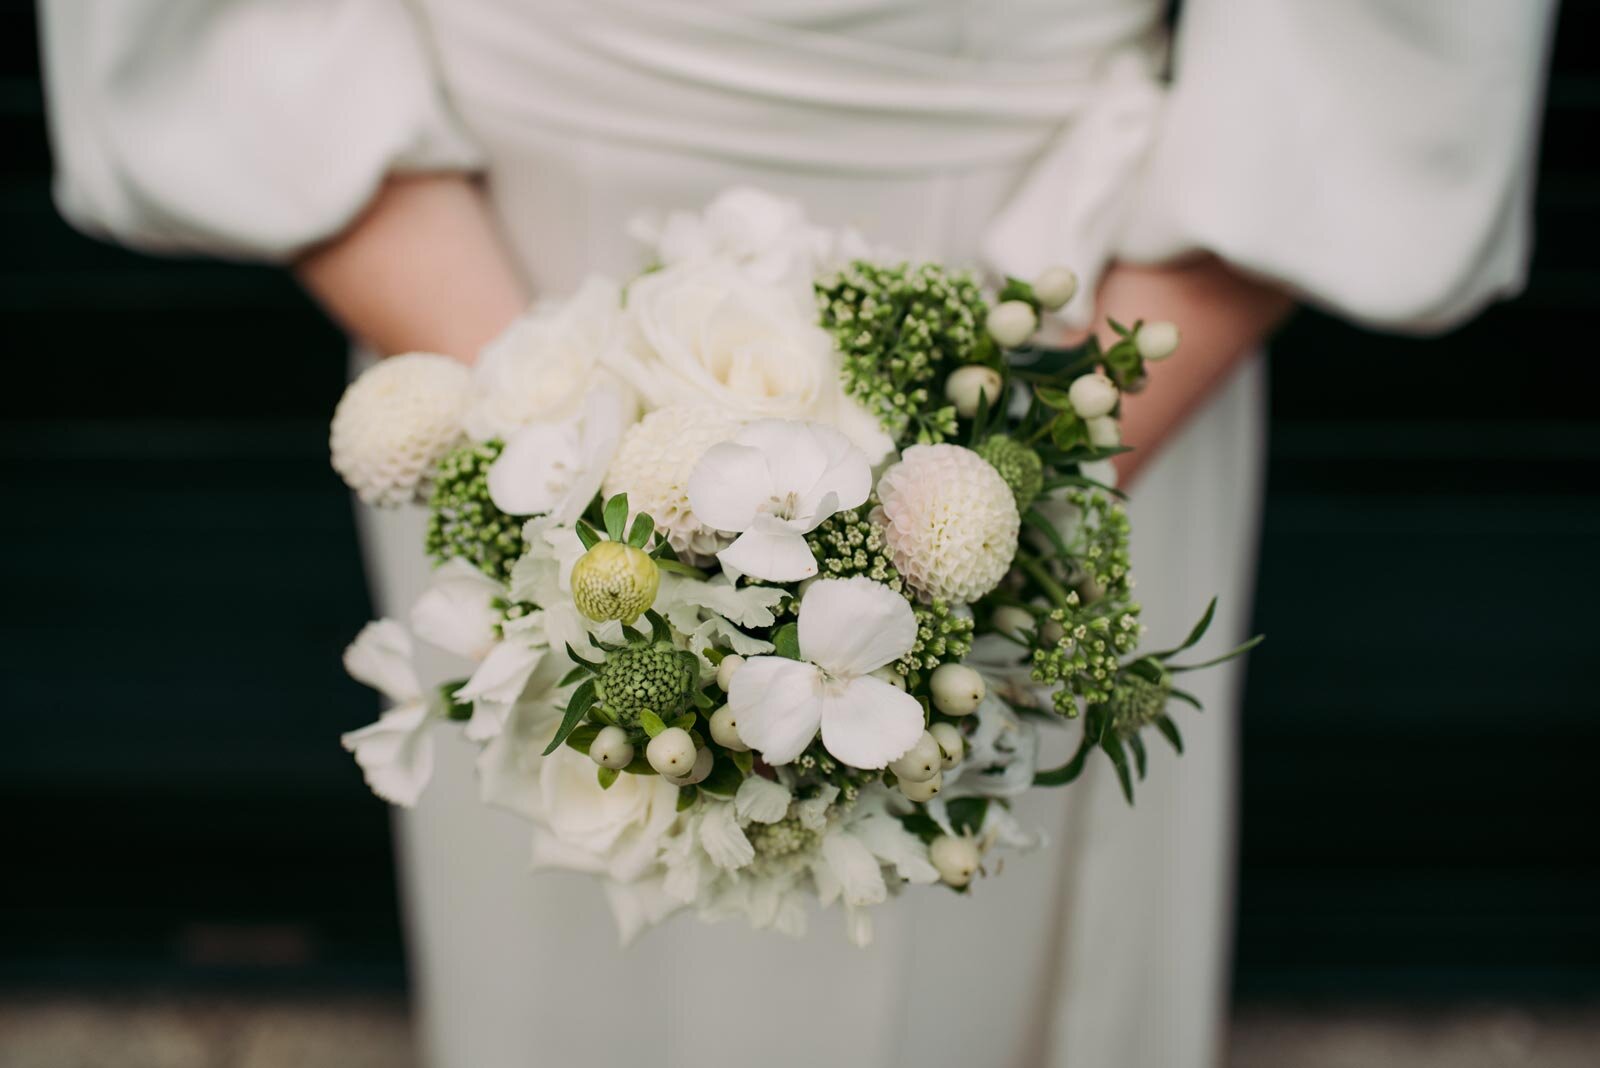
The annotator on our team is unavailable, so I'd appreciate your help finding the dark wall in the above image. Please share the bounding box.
[3,3,1595,996]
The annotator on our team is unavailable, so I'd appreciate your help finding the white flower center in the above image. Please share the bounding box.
[764,490,804,521]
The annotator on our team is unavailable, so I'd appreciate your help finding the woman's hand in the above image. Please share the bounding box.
[295,173,527,363]
[1094,256,1294,484]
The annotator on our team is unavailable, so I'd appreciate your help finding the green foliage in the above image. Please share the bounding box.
[424,440,525,582]
[898,599,975,675]
[976,435,1045,512]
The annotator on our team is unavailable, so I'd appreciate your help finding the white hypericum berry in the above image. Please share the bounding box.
[944,364,1004,419]
[589,725,635,770]
[1067,372,1118,420]
[708,705,748,751]
[986,300,1038,349]
[870,666,908,692]
[875,444,1020,604]
[991,605,1035,641]
[930,663,985,717]
[646,727,697,777]
[930,835,981,888]
[889,731,943,783]
[330,353,471,507]
[1032,266,1080,311]
[665,745,714,786]
[715,654,745,693]
[1085,415,1121,448]
[929,722,965,769]
[1135,320,1181,361]
[899,770,943,802]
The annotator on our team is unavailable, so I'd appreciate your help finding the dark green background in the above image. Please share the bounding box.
[2,4,1594,998]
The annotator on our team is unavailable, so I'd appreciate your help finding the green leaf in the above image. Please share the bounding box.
[596,766,619,790]
[575,520,602,551]
[1154,713,1184,754]
[676,785,699,810]
[627,511,655,549]
[542,679,596,755]
[669,712,697,732]
[623,754,659,776]
[603,493,630,542]
[945,797,989,836]
[898,810,943,844]
[772,622,802,660]
[691,687,715,710]
[564,723,603,756]
[1039,473,1127,500]
[1167,634,1265,673]
[639,710,668,738]
[1023,508,1073,561]
[1149,598,1218,660]
[967,383,992,446]
[1034,386,1075,411]
[732,750,754,776]
[646,609,672,644]
[1128,732,1148,780]
[697,756,744,799]
[558,665,593,688]
[438,680,472,721]
[564,643,598,671]
[655,558,709,580]
[1100,734,1135,804]
[1051,413,1087,450]
[1034,733,1094,787]
[1168,688,1203,711]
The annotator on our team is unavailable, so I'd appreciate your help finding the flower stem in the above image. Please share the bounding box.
[1014,552,1072,610]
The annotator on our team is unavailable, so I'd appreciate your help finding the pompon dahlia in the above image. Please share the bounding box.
[602,406,741,562]
[875,444,1020,604]
[331,353,472,507]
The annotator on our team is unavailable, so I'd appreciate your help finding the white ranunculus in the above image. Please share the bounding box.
[687,420,871,583]
[486,383,632,524]
[617,260,893,463]
[729,577,925,769]
[340,620,441,807]
[527,745,681,884]
[409,558,504,662]
[463,277,630,441]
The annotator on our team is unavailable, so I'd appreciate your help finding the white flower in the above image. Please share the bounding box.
[330,353,471,507]
[729,577,924,768]
[453,612,549,742]
[687,420,870,583]
[475,654,571,820]
[340,621,440,807]
[615,259,893,463]
[464,276,631,440]
[875,443,1021,603]
[601,405,742,562]
[940,692,1039,800]
[409,558,503,662]
[527,745,680,884]
[486,383,632,524]
[508,517,626,661]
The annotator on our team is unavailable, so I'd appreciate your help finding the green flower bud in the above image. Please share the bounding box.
[571,541,660,624]
[976,435,1044,513]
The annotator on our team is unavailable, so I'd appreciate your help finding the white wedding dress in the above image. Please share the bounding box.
[41,2,1553,1066]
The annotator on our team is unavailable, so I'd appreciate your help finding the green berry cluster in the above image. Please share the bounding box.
[976,435,1045,512]
[899,600,975,675]
[593,639,698,728]
[1106,671,1172,737]
[746,816,821,863]
[1063,489,1133,601]
[794,741,877,806]
[1030,589,1143,713]
[806,505,905,595]
[425,440,524,583]
[815,261,989,444]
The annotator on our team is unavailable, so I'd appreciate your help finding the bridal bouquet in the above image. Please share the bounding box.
[329,189,1256,944]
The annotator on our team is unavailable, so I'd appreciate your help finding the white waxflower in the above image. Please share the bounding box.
[602,405,742,562]
[409,558,504,662]
[729,577,925,769]
[340,620,441,807]
[487,384,632,524]
[688,419,871,583]
[330,353,471,507]
[875,444,1021,603]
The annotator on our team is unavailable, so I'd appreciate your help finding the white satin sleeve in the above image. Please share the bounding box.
[38,0,482,262]
[1116,0,1558,333]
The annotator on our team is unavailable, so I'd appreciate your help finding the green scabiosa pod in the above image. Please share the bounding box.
[593,641,698,728]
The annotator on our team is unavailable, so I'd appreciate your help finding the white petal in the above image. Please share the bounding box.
[487,418,584,516]
[699,802,755,871]
[685,441,772,532]
[727,656,824,766]
[844,906,875,948]
[409,559,504,662]
[342,620,421,703]
[734,776,792,825]
[797,577,918,678]
[602,876,683,947]
[715,519,818,584]
[819,676,927,770]
[340,701,436,807]
[475,683,564,820]
[456,638,544,710]
[820,829,887,907]
[554,385,630,525]
[795,783,839,832]
[851,814,940,884]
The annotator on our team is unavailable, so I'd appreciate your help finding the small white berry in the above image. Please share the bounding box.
[986,300,1038,349]
[1135,321,1180,361]
[715,654,745,693]
[930,663,986,717]
[665,745,714,786]
[646,727,697,777]
[1085,415,1121,448]
[944,364,1004,419]
[589,725,635,770]
[708,705,748,751]
[929,722,964,769]
[930,835,982,888]
[890,731,943,783]
[1067,372,1118,419]
[991,605,1035,641]
[870,666,908,692]
[899,770,944,803]
[1031,266,1079,311]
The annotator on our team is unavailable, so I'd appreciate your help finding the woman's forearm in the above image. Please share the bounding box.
[1095,257,1295,483]
[295,173,527,363]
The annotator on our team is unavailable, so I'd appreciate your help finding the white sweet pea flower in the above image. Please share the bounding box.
[486,384,632,524]
[340,620,441,807]
[729,577,924,768]
[409,558,504,662]
[687,420,870,583]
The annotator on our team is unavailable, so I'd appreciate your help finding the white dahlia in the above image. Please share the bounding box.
[602,406,741,562]
[875,444,1020,603]
[330,353,472,507]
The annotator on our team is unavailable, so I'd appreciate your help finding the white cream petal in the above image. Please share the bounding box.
[818,675,927,770]
[340,700,435,807]
[796,577,918,678]
[487,417,583,516]
[727,656,824,766]
[714,522,819,584]
[602,876,683,947]
[686,440,773,532]
[733,776,793,824]
[820,828,888,907]
[852,814,940,884]
[699,802,756,871]
[342,620,422,703]
[409,559,504,662]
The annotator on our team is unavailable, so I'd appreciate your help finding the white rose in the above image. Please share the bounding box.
[527,746,680,883]
[464,276,633,441]
[618,261,893,463]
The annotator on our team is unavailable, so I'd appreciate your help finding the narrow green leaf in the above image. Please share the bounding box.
[945,797,989,836]
[669,712,697,732]
[596,766,619,790]
[898,810,943,844]
[558,665,592,688]
[1154,713,1184,754]
[1128,732,1148,780]
[676,785,699,810]
[639,710,667,738]
[564,723,603,756]
[623,754,659,776]
[603,493,630,542]
[698,757,743,799]
[1168,688,1204,711]
[563,644,599,672]
[1167,634,1265,673]
[1100,735,1135,805]
[1149,598,1218,660]
[655,558,709,580]
[646,609,672,644]
[732,750,754,776]
[1022,508,1073,561]
[1034,733,1094,787]
[575,520,602,551]
[542,679,596,756]
[1034,386,1075,411]
[438,680,472,721]
[691,688,715,710]
[627,511,655,549]
[772,622,802,660]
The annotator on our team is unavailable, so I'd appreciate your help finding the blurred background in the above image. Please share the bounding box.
[2,2,1595,1065]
